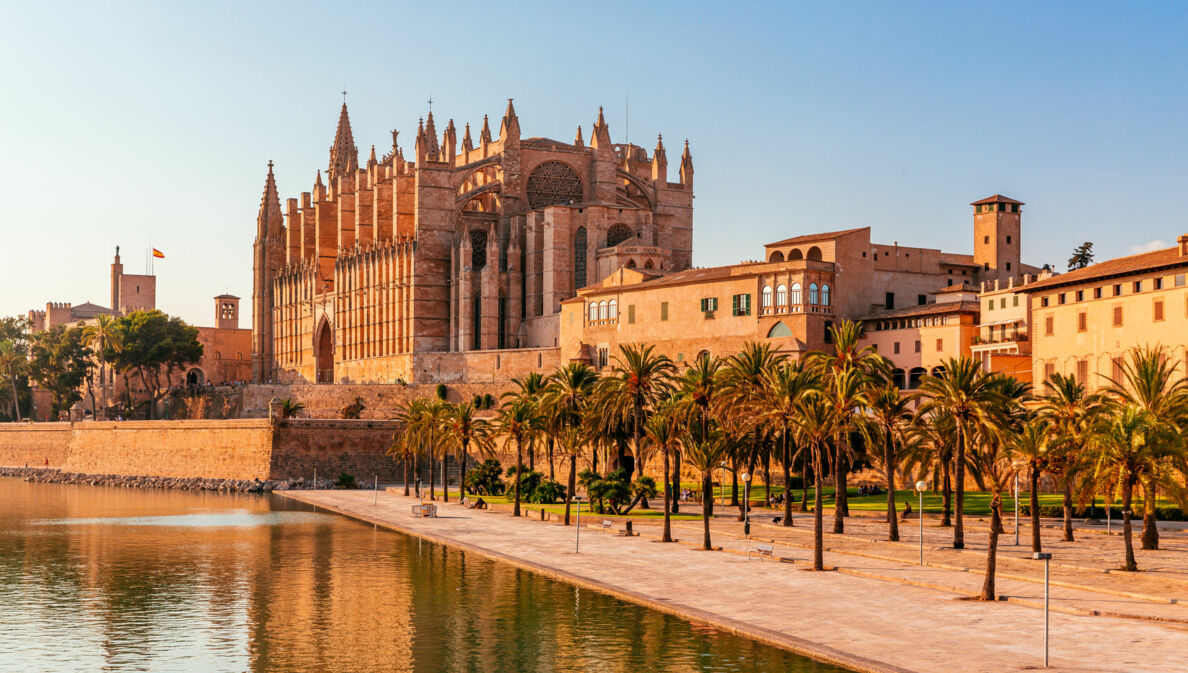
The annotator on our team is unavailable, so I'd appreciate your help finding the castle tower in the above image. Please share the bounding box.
[110,247,123,313]
[971,194,1022,282]
[252,161,284,382]
[215,295,240,329]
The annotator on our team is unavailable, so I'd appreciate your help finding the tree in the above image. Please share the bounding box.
[681,421,733,551]
[502,372,548,471]
[721,342,786,521]
[111,311,202,419]
[442,402,493,501]
[81,313,122,419]
[541,363,598,525]
[29,325,90,419]
[0,340,29,421]
[918,357,1002,549]
[673,353,722,514]
[396,398,449,501]
[1010,419,1053,554]
[754,361,820,527]
[280,398,304,419]
[792,392,839,571]
[497,399,542,517]
[595,344,675,482]
[1037,372,1105,542]
[1103,345,1188,550]
[1067,241,1095,271]
[644,402,683,542]
[864,383,916,541]
[904,411,958,526]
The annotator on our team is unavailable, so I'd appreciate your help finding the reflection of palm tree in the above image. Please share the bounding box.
[0,340,28,422]
[81,314,122,419]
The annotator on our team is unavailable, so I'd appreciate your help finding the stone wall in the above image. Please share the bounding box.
[0,418,405,483]
[0,423,71,468]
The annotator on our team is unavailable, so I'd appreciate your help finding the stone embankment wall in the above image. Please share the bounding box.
[0,419,405,482]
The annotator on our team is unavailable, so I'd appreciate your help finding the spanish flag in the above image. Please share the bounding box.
[152,248,165,259]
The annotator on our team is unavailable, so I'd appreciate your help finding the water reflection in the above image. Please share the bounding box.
[0,478,848,673]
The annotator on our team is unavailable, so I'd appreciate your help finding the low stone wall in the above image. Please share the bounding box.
[0,423,71,468]
[0,419,406,483]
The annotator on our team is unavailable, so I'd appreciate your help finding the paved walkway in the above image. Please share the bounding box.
[279,489,1188,673]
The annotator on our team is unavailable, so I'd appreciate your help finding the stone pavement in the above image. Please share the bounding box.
[279,489,1188,673]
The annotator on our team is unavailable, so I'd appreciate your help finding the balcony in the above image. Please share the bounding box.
[973,332,1029,346]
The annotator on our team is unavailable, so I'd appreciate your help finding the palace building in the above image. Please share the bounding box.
[253,100,694,384]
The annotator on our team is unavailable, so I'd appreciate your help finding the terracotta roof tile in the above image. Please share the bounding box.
[970,194,1024,206]
[765,227,868,248]
[1019,245,1188,293]
[861,300,980,321]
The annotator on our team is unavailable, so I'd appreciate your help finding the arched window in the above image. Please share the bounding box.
[588,302,598,322]
[789,249,804,260]
[606,223,634,247]
[608,299,618,320]
[807,246,823,261]
[821,284,831,307]
[598,301,608,321]
[643,260,654,269]
[767,321,793,338]
[762,285,773,308]
[769,251,785,263]
[574,226,588,289]
[789,282,801,305]
[626,259,637,269]
[469,229,488,269]
[908,367,927,389]
[891,369,906,389]
[776,284,787,306]
[809,283,819,304]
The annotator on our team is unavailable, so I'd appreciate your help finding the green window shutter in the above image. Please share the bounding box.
[700,298,706,312]
[628,304,635,324]
[732,294,739,316]
[661,302,668,321]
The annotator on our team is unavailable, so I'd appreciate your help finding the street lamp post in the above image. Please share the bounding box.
[575,496,582,554]
[741,471,751,539]
[1034,552,1052,667]
[1015,471,1020,546]
[915,480,927,565]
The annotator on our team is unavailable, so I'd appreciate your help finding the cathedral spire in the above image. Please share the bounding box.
[367,145,377,169]
[424,111,440,158]
[574,125,584,147]
[651,134,668,182]
[328,102,358,180]
[499,98,520,141]
[257,160,283,239]
[480,114,492,144]
[462,122,474,151]
[591,106,611,149]
[679,139,694,188]
[444,118,457,162]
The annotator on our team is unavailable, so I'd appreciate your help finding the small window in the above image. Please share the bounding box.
[699,297,718,312]
[809,283,819,304]
[1133,281,1142,293]
[1113,284,1123,296]
[1077,312,1087,332]
[761,285,773,308]
[660,301,668,321]
[1176,274,1186,287]
[1075,290,1084,302]
[599,301,608,321]
[1012,295,1019,307]
[1155,278,1164,290]
[1045,315,1054,336]
[984,262,990,270]
[608,300,617,320]
[983,236,990,244]
[935,338,943,351]
[588,303,598,322]
[1006,235,1012,244]
[1058,293,1067,305]
[1113,305,1123,327]
[1076,359,1088,384]
[885,292,894,310]
[1154,299,1165,322]
[1006,262,1012,271]
[914,340,921,353]
[987,300,994,311]
[1112,357,1124,380]
[731,293,752,317]
[999,297,1006,309]
[628,304,636,324]
[1044,362,1055,381]
[821,284,831,307]
[918,294,926,305]
[893,342,900,355]
[1094,287,1103,299]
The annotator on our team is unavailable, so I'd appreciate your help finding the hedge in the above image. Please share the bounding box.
[1019,504,1185,521]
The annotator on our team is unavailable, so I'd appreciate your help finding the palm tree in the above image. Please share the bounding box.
[1010,418,1053,554]
[503,372,548,471]
[1103,345,1188,550]
[390,399,426,496]
[497,399,542,517]
[0,340,28,422]
[792,392,839,571]
[542,363,599,525]
[1037,372,1105,542]
[754,361,820,527]
[681,421,733,551]
[81,314,122,420]
[904,410,958,526]
[721,342,786,517]
[644,402,683,542]
[442,402,493,501]
[673,353,722,514]
[408,399,450,501]
[1088,405,1161,571]
[596,344,675,481]
[807,320,888,526]
[918,356,1002,549]
[864,383,916,541]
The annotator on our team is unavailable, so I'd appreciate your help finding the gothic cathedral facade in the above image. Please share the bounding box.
[252,100,694,384]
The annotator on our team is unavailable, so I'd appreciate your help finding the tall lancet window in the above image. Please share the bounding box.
[470,229,488,269]
[574,227,588,289]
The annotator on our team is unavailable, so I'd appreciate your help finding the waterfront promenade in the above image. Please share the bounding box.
[280,489,1188,673]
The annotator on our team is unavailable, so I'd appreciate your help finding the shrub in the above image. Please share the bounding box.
[483,393,495,409]
[506,466,543,498]
[335,472,357,489]
[530,479,567,504]
[472,394,483,408]
[465,459,505,495]
[435,383,448,400]
[341,397,365,419]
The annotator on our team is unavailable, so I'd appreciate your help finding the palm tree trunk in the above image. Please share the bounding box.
[428,448,436,501]
[763,452,771,506]
[661,446,673,542]
[441,454,449,503]
[832,436,845,534]
[799,448,809,515]
[513,437,523,518]
[528,442,535,472]
[812,445,825,571]
[403,458,410,496]
[953,423,966,549]
[781,431,793,527]
[10,372,22,422]
[564,453,577,525]
[1061,477,1074,542]
[459,441,468,499]
[980,491,1002,600]
[941,459,952,526]
[547,436,555,480]
[630,399,642,482]
[1141,479,1159,550]
[1121,478,1137,571]
[701,473,713,550]
[836,439,850,517]
[884,430,899,541]
[99,359,107,420]
[1030,466,1042,553]
[671,448,681,514]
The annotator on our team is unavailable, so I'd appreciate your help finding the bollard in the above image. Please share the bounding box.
[625,520,633,536]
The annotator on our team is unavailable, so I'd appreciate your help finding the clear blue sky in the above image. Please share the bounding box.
[3,1,1187,326]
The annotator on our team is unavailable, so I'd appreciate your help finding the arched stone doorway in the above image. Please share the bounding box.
[185,368,204,387]
[315,320,334,384]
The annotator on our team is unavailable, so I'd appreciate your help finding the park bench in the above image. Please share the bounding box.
[747,543,775,560]
[411,503,437,518]
[600,519,615,532]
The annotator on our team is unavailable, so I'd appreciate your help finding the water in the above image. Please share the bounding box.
[0,478,850,673]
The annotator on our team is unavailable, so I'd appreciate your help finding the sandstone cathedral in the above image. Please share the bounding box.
[252,100,694,384]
